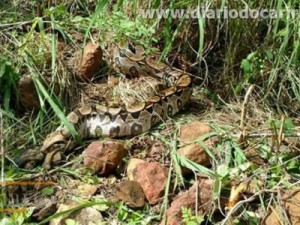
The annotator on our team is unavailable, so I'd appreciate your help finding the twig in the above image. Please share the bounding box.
[277,189,292,225]
[221,189,277,225]
[239,85,254,142]
[231,132,300,139]
[221,194,257,225]
[277,115,285,153]
[0,106,4,189]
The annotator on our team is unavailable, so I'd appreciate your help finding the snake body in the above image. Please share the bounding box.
[16,44,193,168]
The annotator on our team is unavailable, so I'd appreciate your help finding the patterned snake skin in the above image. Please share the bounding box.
[16,43,193,169]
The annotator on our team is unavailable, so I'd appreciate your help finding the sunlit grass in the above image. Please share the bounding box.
[0,0,300,224]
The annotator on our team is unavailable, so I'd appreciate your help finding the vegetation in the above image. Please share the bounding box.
[1,0,300,224]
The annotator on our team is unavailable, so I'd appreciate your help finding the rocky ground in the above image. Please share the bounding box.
[5,42,300,225]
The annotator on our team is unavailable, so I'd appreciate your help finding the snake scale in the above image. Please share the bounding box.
[16,43,193,169]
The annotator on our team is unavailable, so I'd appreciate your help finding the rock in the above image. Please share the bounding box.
[18,75,40,111]
[71,207,104,225]
[50,201,103,225]
[83,141,127,176]
[50,201,80,225]
[178,121,217,174]
[130,161,168,204]
[127,158,145,180]
[18,75,60,111]
[162,178,214,225]
[114,180,145,208]
[177,143,211,174]
[74,184,98,197]
[179,121,214,145]
[76,43,103,80]
[262,191,300,225]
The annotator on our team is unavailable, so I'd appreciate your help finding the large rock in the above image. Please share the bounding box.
[76,43,103,80]
[128,160,168,204]
[83,141,127,176]
[162,178,214,225]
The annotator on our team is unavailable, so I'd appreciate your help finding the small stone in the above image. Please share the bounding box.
[74,184,98,197]
[179,121,214,145]
[50,202,103,225]
[18,75,60,112]
[72,207,104,225]
[83,141,127,176]
[76,43,103,80]
[18,75,40,111]
[115,180,145,208]
[177,143,211,175]
[178,121,217,174]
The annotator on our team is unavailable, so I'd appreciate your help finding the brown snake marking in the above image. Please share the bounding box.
[16,44,193,169]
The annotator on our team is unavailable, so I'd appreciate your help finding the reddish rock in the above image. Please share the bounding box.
[18,75,40,111]
[178,121,217,174]
[83,141,127,176]
[179,121,215,145]
[115,180,145,209]
[76,43,103,80]
[178,143,211,174]
[18,75,60,111]
[131,161,168,204]
[162,178,214,225]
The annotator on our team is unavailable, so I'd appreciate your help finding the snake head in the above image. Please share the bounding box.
[15,129,71,169]
[41,128,70,153]
[15,146,45,169]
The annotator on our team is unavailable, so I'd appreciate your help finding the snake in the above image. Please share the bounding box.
[15,43,193,169]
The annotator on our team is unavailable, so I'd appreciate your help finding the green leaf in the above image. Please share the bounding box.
[265,50,273,60]
[65,219,78,225]
[217,165,229,177]
[41,187,55,196]
[0,61,5,78]
[177,153,217,178]
[72,16,84,22]
[241,59,252,73]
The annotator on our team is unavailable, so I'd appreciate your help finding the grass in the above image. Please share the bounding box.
[1,0,300,224]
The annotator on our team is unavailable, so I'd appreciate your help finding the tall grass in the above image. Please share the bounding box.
[0,0,298,168]
[0,0,299,145]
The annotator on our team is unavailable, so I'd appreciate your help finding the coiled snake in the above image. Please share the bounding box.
[16,43,193,169]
